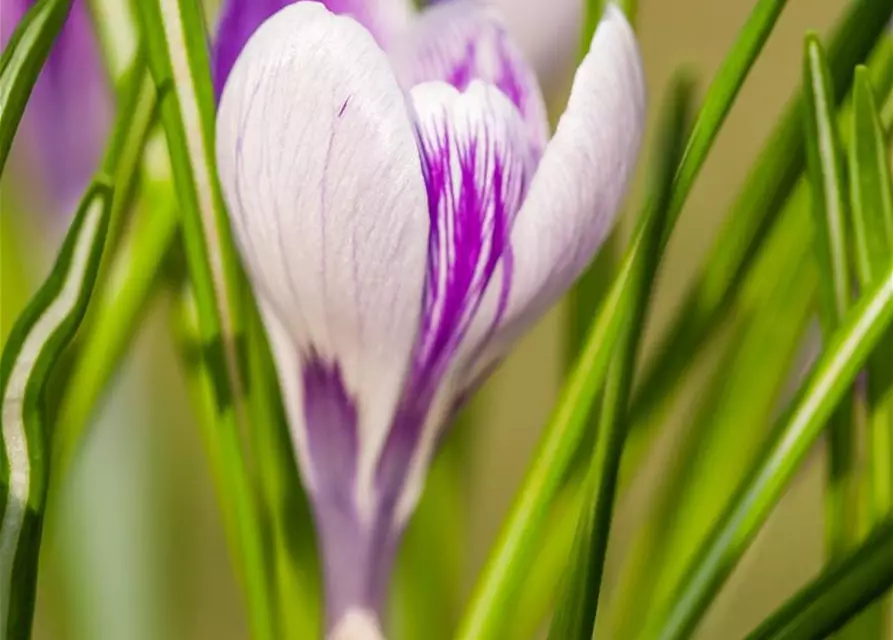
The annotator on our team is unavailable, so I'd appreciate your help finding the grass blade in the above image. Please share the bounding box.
[802,35,859,560]
[547,76,692,640]
[0,0,71,175]
[746,518,893,640]
[850,66,893,523]
[135,0,278,636]
[456,80,691,640]
[611,192,816,638]
[628,0,893,435]
[0,179,113,639]
[644,258,893,640]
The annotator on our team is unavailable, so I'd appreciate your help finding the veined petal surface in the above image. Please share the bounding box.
[215,1,429,520]
[389,0,550,154]
[211,0,414,98]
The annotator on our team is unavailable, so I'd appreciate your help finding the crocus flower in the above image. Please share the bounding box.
[1,0,110,218]
[216,2,644,637]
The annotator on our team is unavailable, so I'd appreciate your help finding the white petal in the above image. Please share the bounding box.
[388,0,550,154]
[216,2,430,515]
[477,4,645,367]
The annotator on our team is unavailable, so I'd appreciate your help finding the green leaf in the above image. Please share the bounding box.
[643,259,893,640]
[627,0,893,438]
[746,518,893,640]
[135,0,276,637]
[547,76,693,640]
[803,34,859,560]
[850,66,893,524]
[51,140,178,484]
[611,190,817,638]
[456,75,692,640]
[0,0,71,175]
[0,179,113,640]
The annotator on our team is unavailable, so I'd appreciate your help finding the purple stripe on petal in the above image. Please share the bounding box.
[2,0,110,217]
[300,354,397,628]
[389,0,549,155]
[375,81,533,507]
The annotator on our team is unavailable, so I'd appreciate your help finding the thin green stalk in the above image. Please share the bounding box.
[644,260,893,640]
[136,0,275,636]
[612,197,816,639]
[847,64,893,637]
[746,519,893,640]
[547,77,692,640]
[850,66,893,526]
[627,0,893,435]
[802,35,859,560]
[0,0,71,174]
[0,181,113,640]
[52,154,179,483]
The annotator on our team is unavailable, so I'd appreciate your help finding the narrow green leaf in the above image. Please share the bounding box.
[628,0,893,434]
[644,260,893,640]
[803,34,859,560]
[850,66,893,523]
[456,81,691,640]
[51,141,179,484]
[0,179,113,640]
[0,0,71,175]
[611,196,816,638]
[746,518,893,640]
[135,0,276,636]
[548,77,692,640]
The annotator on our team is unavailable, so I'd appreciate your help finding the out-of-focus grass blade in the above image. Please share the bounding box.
[52,136,178,483]
[850,66,893,523]
[628,0,893,435]
[455,78,691,640]
[848,65,893,637]
[803,35,859,560]
[547,77,692,640]
[643,259,893,640]
[746,518,893,640]
[136,0,276,637]
[0,180,113,640]
[611,191,816,638]
[0,0,71,174]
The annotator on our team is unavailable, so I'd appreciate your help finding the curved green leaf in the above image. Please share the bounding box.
[0,179,113,640]
[644,260,893,640]
[746,519,893,640]
[0,0,71,175]
[548,76,693,640]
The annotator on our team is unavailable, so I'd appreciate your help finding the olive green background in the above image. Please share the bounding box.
[9,0,882,638]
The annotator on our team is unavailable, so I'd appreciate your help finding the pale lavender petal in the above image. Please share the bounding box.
[211,0,414,98]
[215,3,428,627]
[376,80,535,526]
[389,0,549,155]
[466,4,645,382]
[488,0,583,100]
[2,0,110,215]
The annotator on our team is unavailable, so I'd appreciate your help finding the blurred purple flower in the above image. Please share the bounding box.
[216,2,644,636]
[1,0,111,216]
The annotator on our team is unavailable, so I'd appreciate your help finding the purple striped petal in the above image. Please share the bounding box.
[216,3,429,629]
[389,0,549,155]
[377,80,535,526]
[1,0,110,216]
[211,0,414,99]
[469,5,646,382]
